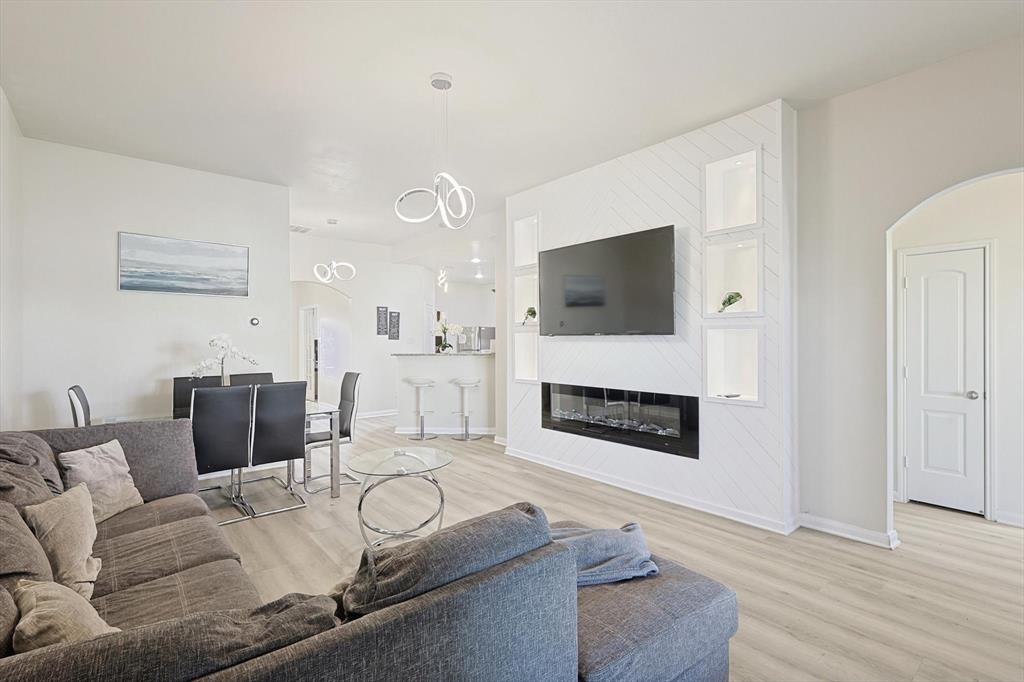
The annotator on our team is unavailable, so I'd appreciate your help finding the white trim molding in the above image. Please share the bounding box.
[994,511,1024,528]
[358,409,399,419]
[493,436,507,446]
[799,513,902,550]
[395,426,496,436]
[507,446,799,535]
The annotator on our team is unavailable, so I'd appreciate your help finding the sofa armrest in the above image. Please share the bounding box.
[31,420,198,501]
[204,542,580,682]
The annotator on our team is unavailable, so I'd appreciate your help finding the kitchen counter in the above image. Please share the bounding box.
[391,351,495,357]
[393,352,495,436]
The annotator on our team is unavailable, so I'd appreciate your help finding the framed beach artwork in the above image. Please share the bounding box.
[118,232,249,297]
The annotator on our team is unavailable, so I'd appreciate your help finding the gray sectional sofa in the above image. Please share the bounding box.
[0,419,738,681]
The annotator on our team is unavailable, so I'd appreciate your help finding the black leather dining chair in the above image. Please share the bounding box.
[301,372,361,494]
[67,385,91,427]
[230,372,274,386]
[191,385,254,524]
[172,375,221,419]
[245,381,308,517]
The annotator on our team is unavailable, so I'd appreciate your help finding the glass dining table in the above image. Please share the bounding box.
[305,400,345,498]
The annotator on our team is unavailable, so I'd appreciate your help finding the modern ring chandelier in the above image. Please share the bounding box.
[313,261,357,284]
[394,72,475,231]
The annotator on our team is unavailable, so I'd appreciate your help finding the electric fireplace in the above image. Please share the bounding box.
[542,382,698,458]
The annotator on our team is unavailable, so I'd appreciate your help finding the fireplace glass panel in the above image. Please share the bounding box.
[542,383,698,459]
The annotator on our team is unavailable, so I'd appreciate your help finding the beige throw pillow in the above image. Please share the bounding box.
[57,439,144,523]
[11,580,119,653]
[21,484,102,599]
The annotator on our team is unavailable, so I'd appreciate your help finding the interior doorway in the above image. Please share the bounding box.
[291,281,353,406]
[886,169,1023,539]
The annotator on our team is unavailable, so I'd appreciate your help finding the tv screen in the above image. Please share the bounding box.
[539,225,675,336]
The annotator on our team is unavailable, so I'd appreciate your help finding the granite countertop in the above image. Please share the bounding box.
[392,352,496,357]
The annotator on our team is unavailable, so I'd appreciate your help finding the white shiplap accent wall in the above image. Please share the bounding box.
[505,101,798,533]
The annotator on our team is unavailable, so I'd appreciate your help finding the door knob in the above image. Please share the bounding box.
[966,390,979,400]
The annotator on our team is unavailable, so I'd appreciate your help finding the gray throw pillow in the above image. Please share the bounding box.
[0,461,52,509]
[21,484,102,599]
[0,433,62,496]
[57,439,144,523]
[337,501,551,618]
[0,587,16,657]
[11,580,119,653]
[0,501,54,594]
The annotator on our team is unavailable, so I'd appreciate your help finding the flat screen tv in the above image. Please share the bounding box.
[538,225,675,336]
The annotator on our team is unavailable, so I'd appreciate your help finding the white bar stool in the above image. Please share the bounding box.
[451,377,483,441]
[405,377,437,441]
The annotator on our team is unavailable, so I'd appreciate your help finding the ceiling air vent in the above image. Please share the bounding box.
[289,224,313,234]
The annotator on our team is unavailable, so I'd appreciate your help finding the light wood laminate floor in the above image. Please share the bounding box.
[206,416,1024,682]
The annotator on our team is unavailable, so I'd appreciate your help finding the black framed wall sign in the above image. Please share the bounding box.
[377,306,389,335]
[388,311,400,340]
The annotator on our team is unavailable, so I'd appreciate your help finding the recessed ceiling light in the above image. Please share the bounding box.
[734,160,743,166]
[737,243,744,248]
[474,268,484,279]
[470,257,481,264]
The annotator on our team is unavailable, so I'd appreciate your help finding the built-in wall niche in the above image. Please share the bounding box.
[513,332,539,382]
[513,215,539,268]
[704,326,762,406]
[704,149,760,234]
[704,237,762,317]
[514,272,539,326]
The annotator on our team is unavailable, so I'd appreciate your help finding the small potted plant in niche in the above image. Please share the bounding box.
[192,333,258,385]
[522,306,537,326]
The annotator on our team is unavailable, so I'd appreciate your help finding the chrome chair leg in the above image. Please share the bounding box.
[298,445,359,494]
[199,468,255,525]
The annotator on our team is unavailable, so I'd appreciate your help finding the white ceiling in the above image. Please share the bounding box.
[2,1,1021,246]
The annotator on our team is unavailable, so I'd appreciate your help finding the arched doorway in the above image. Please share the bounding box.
[885,169,1023,539]
[291,280,353,404]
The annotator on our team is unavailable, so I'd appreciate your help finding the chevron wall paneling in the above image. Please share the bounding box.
[504,101,798,533]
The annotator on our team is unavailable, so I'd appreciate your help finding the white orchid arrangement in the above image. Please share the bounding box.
[434,318,463,352]
[192,333,257,378]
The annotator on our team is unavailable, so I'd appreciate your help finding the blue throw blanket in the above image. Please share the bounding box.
[552,523,659,586]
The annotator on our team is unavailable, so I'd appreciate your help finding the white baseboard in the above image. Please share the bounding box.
[493,436,507,446]
[505,446,795,535]
[995,510,1024,527]
[395,426,496,436]
[798,513,901,549]
[357,409,398,419]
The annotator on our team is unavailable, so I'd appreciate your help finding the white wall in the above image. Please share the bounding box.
[15,139,292,428]
[891,172,1023,526]
[798,37,1024,535]
[505,101,799,534]
[436,281,496,330]
[0,88,24,430]
[289,233,434,416]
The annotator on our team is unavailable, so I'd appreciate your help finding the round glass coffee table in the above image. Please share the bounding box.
[347,447,454,548]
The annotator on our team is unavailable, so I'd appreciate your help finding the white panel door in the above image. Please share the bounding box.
[905,248,985,514]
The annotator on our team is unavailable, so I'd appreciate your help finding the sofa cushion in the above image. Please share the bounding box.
[96,493,209,541]
[0,593,338,682]
[0,433,62,495]
[91,515,239,598]
[574,553,738,682]
[0,587,16,657]
[0,502,53,594]
[11,580,119,654]
[338,501,551,618]
[21,484,102,599]
[32,420,198,502]
[0,461,52,509]
[91,559,261,629]
[57,439,144,523]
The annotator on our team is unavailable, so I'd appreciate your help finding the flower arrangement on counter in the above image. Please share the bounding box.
[434,318,463,353]
[192,333,258,384]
